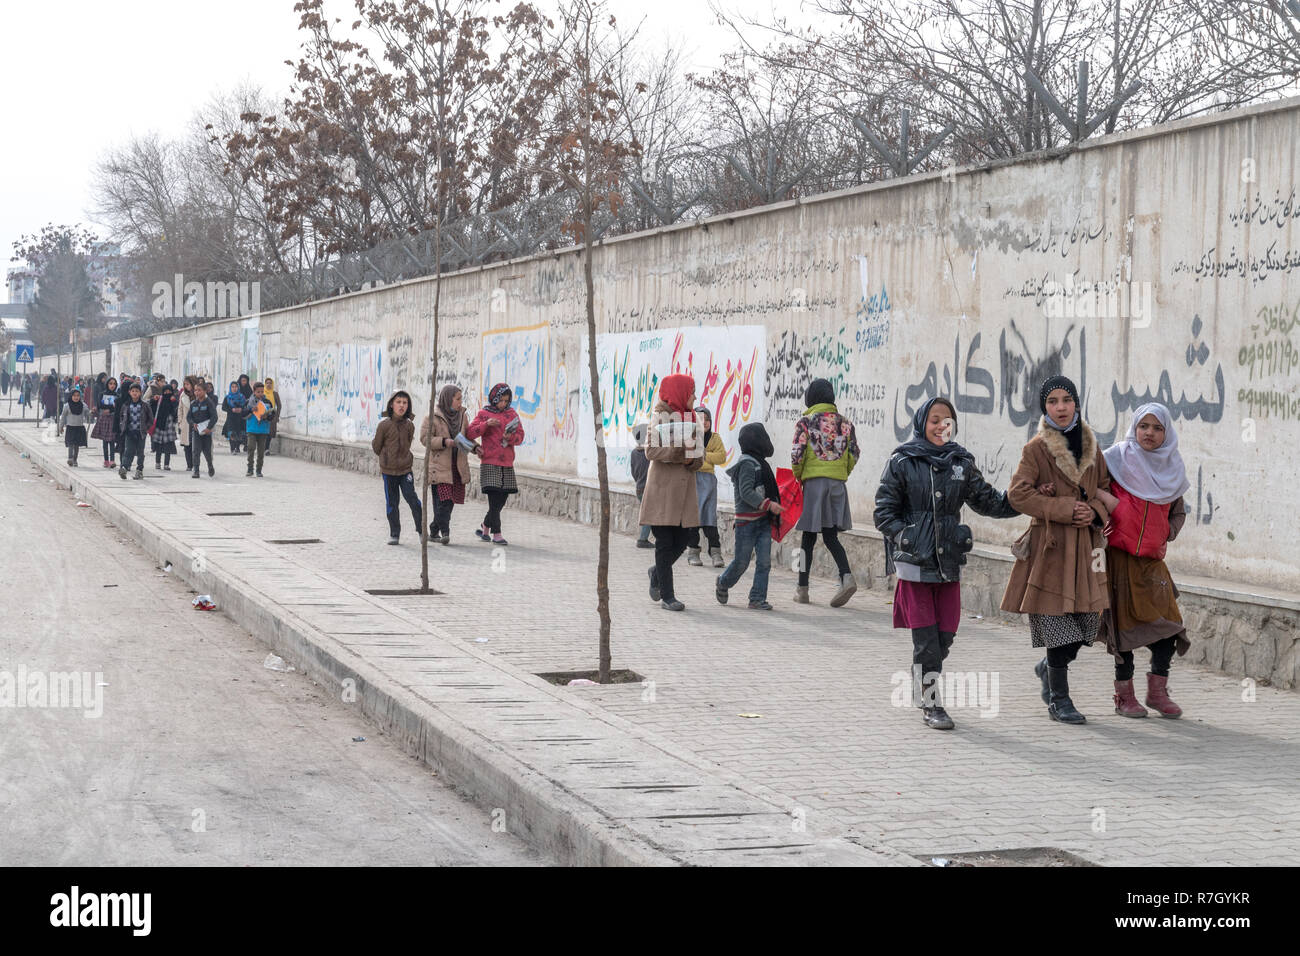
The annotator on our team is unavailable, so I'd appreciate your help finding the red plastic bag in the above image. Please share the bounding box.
[772,468,803,542]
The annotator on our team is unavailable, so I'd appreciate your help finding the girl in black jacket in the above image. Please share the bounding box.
[873,396,1018,730]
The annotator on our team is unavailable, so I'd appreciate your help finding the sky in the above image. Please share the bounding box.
[0,0,829,296]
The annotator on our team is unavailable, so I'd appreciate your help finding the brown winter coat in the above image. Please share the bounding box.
[1000,419,1113,616]
[636,400,704,527]
[420,410,473,486]
[371,417,416,476]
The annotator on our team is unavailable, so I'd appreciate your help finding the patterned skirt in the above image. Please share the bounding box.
[91,410,115,441]
[436,466,466,504]
[1029,612,1101,649]
[152,420,179,453]
[479,463,518,495]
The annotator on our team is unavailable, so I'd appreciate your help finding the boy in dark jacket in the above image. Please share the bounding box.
[117,382,155,480]
[873,396,1018,729]
[715,423,784,610]
[630,423,653,548]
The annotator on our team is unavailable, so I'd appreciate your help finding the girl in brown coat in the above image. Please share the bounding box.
[638,373,704,611]
[372,390,422,545]
[420,384,482,544]
[1000,375,1113,725]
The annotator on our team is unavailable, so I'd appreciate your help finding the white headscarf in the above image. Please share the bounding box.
[1102,403,1190,505]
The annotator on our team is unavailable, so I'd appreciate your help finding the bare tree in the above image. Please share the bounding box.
[1193,1,1300,84]
[92,85,295,319]
[610,43,709,228]
[689,46,856,210]
[715,0,1297,169]
[232,0,551,591]
[537,0,645,683]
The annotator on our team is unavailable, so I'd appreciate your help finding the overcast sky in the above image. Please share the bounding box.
[1,0,826,292]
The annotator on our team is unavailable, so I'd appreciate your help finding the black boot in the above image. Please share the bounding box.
[1034,657,1050,705]
[920,677,955,730]
[1047,665,1086,724]
[910,625,941,708]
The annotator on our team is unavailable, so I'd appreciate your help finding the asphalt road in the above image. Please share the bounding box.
[0,438,546,866]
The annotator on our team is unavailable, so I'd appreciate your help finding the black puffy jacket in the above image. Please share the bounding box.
[873,448,1017,583]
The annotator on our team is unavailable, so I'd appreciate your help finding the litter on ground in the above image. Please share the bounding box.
[263,653,294,673]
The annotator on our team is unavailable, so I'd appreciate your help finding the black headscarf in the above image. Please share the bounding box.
[154,386,177,427]
[893,396,969,466]
[1039,375,1083,462]
[804,378,835,409]
[737,423,780,503]
[68,390,84,415]
[239,375,253,398]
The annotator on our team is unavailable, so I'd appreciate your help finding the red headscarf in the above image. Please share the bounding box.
[658,374,696,421]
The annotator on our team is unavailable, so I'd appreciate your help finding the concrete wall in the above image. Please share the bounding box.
[113,95,1300,593]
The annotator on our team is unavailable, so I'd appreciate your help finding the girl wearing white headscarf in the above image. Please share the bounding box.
[1099,403,1191,719]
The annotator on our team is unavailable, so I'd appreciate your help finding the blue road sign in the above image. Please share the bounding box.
[15,343,35,363]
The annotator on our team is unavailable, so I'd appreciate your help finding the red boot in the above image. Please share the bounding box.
[1113,679,1148,718]
[1145,673,1182,718]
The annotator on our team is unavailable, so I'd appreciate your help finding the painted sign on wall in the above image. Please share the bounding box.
[481,322,548,464]
[578,324,766,500]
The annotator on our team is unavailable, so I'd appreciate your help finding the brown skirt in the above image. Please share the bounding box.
[1099,547,1190,659]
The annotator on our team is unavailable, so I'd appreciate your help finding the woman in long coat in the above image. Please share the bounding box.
[638,373,704,612]
[40,374,59,420]
[1001,375,1113,725]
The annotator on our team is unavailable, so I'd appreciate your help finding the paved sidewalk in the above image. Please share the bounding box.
[8,429,1299,865]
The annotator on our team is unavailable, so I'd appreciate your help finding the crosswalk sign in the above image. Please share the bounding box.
[15,343,35,363]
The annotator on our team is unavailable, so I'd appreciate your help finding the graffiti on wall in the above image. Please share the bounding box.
[578,325,767,499]
[336,343,385,428]
[551,359,575,443]
[767,326,886,429]
[481,322,548,463]
[893,317,1226,448]
[297,342,387,439]
[1237,298,1300,422]
[278,356,305,429]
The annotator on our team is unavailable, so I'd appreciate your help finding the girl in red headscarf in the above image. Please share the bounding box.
[637,374,704,611]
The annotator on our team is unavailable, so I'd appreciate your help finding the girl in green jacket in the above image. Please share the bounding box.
[791,378,859,607]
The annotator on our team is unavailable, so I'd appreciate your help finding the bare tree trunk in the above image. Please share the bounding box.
[586,201,612,682]
[420,217,443,594]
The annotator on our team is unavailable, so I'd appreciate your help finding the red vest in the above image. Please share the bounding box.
[1106,482,1171,559]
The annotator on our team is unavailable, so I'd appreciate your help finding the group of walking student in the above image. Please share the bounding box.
[76,371,280,480]
[634,371,1193,733]
[370,382,523,546]
[51,363,1192,736]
